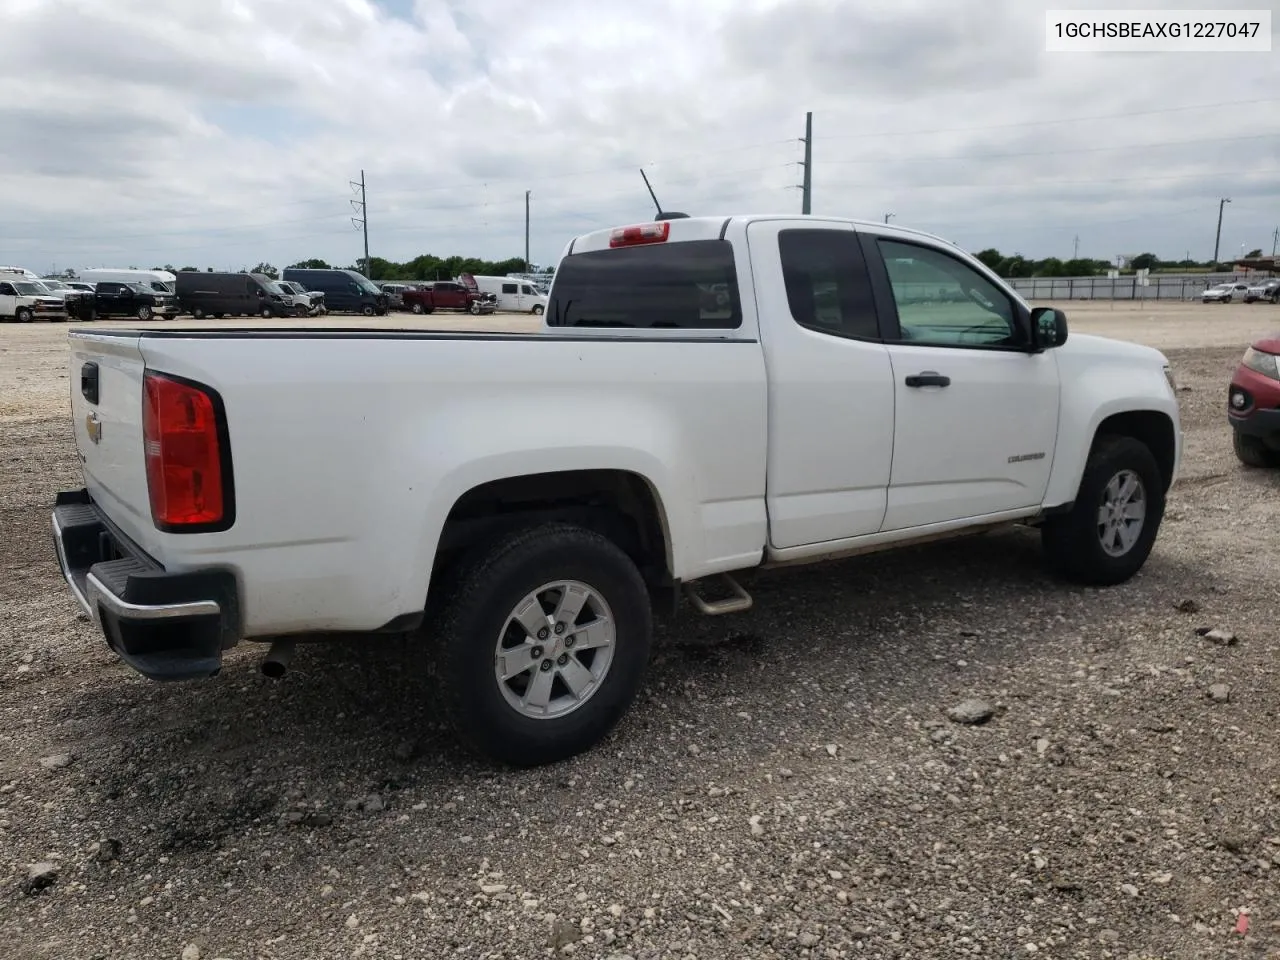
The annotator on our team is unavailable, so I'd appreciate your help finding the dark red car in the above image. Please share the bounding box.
[1228,333,1280,466]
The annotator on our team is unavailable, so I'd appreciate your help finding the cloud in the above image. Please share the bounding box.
[0,0,1275,272]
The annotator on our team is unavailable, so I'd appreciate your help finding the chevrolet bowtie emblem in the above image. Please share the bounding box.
[85,412,102,444]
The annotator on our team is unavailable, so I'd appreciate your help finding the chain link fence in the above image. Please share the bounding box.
[1008,273,1255,301]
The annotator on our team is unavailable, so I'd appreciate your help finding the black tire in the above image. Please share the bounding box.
[469,300,482,315]
[410,302,424,315]
[1041,434,1165,586]
[260,306,273,319]
[16,307,32,323]
[192,307,205,320]
[433,522,653,767]
[136,305,153,321]
[361,305,375,317]
[532,304,544,316]
[1232,431,1280,468]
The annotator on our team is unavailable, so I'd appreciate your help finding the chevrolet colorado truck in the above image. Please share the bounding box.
[51,214,1182,767]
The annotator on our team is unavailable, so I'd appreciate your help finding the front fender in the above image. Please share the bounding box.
[1042,344,1180,507]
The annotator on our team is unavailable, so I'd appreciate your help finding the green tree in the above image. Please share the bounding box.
[1129,253,1160,271]
[1247,248,1264,258]
[973,248,1003,272]
[251,261,279,279]
[288,258,332,270]
[179,266,198,272]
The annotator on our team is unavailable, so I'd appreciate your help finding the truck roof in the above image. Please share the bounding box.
[565,214,957,255]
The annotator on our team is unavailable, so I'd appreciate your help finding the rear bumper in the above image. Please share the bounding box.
[51,489,240,681]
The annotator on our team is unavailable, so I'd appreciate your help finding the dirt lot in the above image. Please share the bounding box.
[2,302,1280,960]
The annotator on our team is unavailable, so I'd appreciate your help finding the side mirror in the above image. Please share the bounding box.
[1030,306,1068,349]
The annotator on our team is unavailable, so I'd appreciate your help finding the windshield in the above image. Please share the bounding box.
[268,281,289,295]
[354,275,381,295]
[128,283,152,294]
[40,279,67,290]
[13,282,45,295]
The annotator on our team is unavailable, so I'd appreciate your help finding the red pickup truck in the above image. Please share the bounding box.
[401,281,497,316]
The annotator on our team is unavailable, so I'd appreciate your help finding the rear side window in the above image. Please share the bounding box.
[502,283,517,294]
[547,239,741,329]
[778,229,880,340]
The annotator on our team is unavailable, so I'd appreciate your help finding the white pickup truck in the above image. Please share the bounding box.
[52,214,1182,766]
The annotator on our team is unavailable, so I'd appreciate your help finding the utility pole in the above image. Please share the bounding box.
[884,213,894,224]
[1212,197,1231,264]
[350,170,370,277]
[799,111,812,215]
[1272,226,1278,257]
[525,190,531,272]
[1073,235,1080,260]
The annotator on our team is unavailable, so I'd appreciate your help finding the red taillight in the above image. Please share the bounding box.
[142,372,229,530]
[608,221,670,247]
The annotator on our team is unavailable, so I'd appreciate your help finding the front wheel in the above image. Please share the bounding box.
[433,522,653,767]
[260,306,273,319]
[1041,434,1164,586]
[410,302,424,315]
[136,305,153,321]
[1232,430,1280,468]
[469,300,482,315]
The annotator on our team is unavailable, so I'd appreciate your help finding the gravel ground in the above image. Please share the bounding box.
[2,303,1280,960]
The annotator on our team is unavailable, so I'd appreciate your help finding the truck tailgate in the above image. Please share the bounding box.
[68,331,155,551]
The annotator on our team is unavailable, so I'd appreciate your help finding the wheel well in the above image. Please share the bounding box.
[1095,411,1176,492]
[435,470,672,586]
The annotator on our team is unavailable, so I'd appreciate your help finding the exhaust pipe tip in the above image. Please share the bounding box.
[261,640,295,679]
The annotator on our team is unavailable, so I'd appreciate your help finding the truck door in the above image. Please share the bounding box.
[860,233,1061,531]
[745,219,897,549]
[501,281,519,311]
[0,281,17,318]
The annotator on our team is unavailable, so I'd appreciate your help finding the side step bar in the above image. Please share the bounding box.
[682,573,753,616]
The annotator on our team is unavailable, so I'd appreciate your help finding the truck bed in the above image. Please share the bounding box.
[65,324,768,640]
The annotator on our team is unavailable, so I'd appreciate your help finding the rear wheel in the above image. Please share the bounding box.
[532,304,545,316]
[1232,431,1280,468]
[192,307,206,320]
[1042,434,1164,586]
[432,522,653,767]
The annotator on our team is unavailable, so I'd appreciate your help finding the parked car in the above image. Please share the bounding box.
[266,280,324,317]
[77,268,176,295]
[274,280,326,315]
[1227,334,1280,466]
[1202,281,1251,303]
[52,214,1182,767]
[280,268,387,315]
[31,277,93,316]
[0,277,67,321]
[176,271,291,319]
[465,274,548,314]
[402,280,495,315]
[1243,278,1280,304]
[85,280,179,321]
[379,283,408,310]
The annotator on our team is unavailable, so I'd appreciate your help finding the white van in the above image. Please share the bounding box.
[76,268,177,295]
[468,275,548,314]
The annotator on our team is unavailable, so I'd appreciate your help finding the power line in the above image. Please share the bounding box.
[819,131,1280,166]
[812,98,1280,143]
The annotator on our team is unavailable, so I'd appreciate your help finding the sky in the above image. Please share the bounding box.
[0,0,1276,275]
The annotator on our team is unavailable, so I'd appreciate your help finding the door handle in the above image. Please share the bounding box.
[80,361,99,404]
[904,372,950,388]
